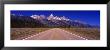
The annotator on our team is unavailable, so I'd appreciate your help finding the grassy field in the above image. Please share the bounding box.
[11,28,51,40]
[61,28,100,40]
[11,28,100,40]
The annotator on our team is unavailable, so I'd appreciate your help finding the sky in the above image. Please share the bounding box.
[11,10,100,26]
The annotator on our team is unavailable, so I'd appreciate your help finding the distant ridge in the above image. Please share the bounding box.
[11,14,100,28]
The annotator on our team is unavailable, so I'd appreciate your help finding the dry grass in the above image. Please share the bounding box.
[11,28,100,40]
[11,28,51,40]
[61,28,100,40]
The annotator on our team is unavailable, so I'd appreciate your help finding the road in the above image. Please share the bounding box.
[23,28,88,40]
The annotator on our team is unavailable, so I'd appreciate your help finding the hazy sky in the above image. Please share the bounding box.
[11,10,100,26]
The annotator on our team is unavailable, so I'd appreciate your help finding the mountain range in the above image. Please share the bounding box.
[11,14,100,28]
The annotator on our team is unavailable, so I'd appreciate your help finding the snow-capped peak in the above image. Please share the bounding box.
[30,15,45,20]
[30,13,70,21]
[74,20,87,24]
[49,14,54,17]
[47,14,70,21]
[11,14,16,16]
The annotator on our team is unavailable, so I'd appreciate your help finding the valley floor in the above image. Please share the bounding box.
[11,28,100,40]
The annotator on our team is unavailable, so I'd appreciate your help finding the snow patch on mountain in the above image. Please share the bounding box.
[30,14,70,21]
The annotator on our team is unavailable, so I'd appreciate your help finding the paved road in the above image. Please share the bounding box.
[23,28,88,40]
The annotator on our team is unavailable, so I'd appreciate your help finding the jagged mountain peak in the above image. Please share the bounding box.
[11,13,98,28]
[30,14,70,21]
[49,13,54,17]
